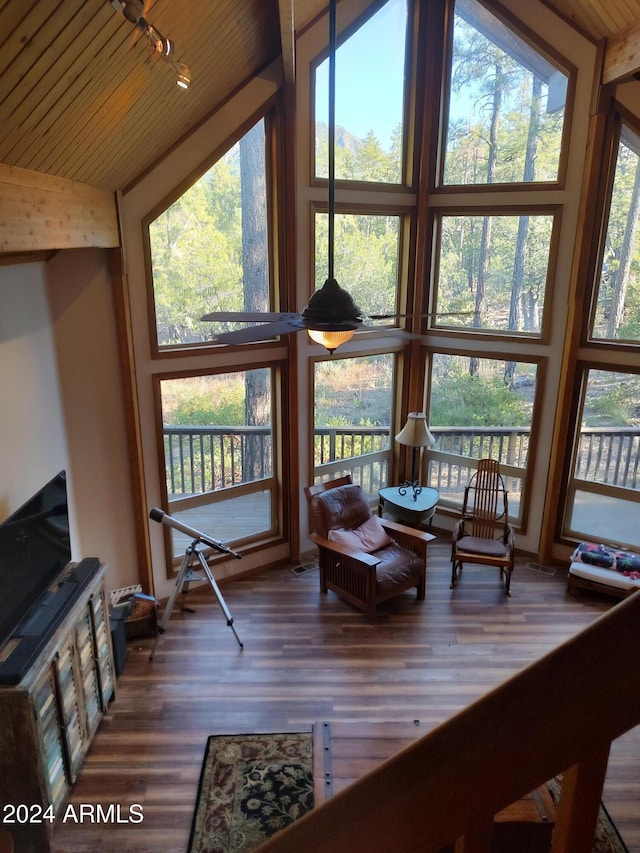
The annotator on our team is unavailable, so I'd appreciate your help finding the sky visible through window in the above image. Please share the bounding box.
[315,0,563,163]
[314,0,480,151]
[315,0,407,152]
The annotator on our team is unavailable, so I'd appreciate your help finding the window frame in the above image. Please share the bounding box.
[310,348,402,501]
[311,200,415,333]
[585,111,640,349]
[562,362,640,549]
[427,204,562,341]
[153,361,286,577]
[311,0,415,190]
[423,347,546,531]
[436,0,576,192]
[298,0,585,553]
[142,103,283,359]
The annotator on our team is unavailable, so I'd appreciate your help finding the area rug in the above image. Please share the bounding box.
[547,776,628,852]
[187,732,314,853]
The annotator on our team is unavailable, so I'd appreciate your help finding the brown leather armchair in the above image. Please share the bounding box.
[305,476,434,621]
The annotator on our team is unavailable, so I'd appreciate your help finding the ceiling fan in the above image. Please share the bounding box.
[200,0,460,353]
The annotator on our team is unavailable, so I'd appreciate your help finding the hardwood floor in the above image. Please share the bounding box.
[51,541,640,852]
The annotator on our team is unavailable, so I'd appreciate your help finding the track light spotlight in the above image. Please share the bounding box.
[111,0,191,89]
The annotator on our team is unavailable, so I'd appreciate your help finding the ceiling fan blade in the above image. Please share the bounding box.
[213,318,306,344]
[200,310,300,322]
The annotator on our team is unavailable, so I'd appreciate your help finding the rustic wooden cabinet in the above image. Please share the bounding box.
[0,562,115,853]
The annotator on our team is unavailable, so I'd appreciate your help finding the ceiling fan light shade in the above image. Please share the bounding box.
[307,328,355,353]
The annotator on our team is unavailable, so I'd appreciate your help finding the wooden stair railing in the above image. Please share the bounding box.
[257,590,640,853]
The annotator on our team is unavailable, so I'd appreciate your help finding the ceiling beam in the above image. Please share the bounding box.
[0,164,119,254]
[603,19,640,85]
[278,0,296,84]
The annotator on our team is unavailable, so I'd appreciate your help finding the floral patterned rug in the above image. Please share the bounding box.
[547,776,628,852]
[187,732,314,853]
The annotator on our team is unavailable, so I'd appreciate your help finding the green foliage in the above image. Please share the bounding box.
[446,17,564,185]
[163,376,245,427]
[314,356,393,427]
[315,212,398,316]
[148,131,264,346]
[172,390,244,426]
[583,376,640,428]
[591,140,640,342]
[430,372,529,427]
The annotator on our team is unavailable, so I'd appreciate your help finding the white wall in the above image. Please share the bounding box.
[45,249,138,592]
[0,262,70,522]
[0,252,139,593]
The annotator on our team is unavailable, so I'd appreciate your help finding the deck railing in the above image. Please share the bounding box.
[575,427,640,490]
[164,425,272,495]
[163,425,640,497]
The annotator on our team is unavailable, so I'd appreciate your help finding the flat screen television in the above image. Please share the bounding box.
[0,470,71,650]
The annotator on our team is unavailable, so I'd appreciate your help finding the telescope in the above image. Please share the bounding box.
[148,508,243,658]
[149,508,242,559]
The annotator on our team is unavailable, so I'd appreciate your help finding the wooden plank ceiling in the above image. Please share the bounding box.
[0,0,638,194]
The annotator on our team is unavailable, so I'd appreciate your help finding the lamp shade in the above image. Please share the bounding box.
[395,412,436,448]
[307,328,355,352]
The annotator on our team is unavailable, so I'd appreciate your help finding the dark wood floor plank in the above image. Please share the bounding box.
[50,542,639,852]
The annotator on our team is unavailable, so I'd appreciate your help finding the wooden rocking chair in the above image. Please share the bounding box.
[451,459,515,596]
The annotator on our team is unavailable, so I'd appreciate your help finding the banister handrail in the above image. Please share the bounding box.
[257,591,640,852]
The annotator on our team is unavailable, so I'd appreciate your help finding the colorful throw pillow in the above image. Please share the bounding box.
[571,542,640,575]
[328,515,393,553]
[570,542,616,569]
[615,551,640,575]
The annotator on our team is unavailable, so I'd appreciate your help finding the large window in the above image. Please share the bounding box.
[444,0,568,186]
[314,0,408,184]
[565,368,640,549]
[148,119,270,349]
[314,211,401,318]
[590,125,640,343]
[158,369,277,561]
[562,113,640,551]
[434,212,555,334]
[421,0,571,540]
[313,353,396,498]
[426,353,539,522]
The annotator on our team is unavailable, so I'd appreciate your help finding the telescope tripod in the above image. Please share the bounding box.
[149,539,243,660]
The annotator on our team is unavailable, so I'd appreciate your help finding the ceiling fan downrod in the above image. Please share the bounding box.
[305,0,361,352]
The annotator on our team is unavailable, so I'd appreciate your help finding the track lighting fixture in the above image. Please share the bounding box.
[111,0,191,89]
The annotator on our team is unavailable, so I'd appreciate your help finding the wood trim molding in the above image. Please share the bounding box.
[0,164,119,254]
[108,243,154,595]
[278,0,296,84]
[538,99,612,561]
[604,19,640,85]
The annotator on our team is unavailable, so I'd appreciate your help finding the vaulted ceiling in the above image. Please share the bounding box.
[0,0,639,194]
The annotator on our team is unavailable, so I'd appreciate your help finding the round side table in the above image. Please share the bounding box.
[378,485,439,529]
